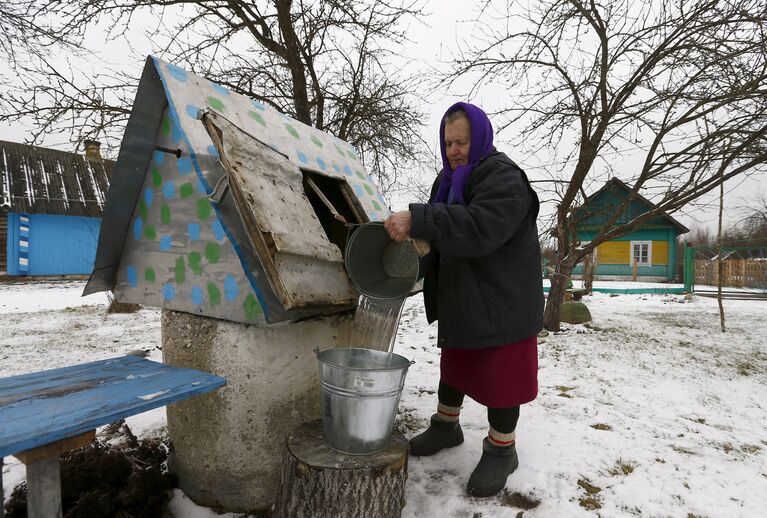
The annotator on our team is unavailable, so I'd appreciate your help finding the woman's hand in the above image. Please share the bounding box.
[384,211,412,242]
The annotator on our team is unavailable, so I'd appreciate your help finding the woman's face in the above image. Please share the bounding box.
[444,116,471,170]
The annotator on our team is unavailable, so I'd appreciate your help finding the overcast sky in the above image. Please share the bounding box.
[1,0,763,232]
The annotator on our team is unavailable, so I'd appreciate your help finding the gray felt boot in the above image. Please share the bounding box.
[409,414,464,457]
[467,437,519,497]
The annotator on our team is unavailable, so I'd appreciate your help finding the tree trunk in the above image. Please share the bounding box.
[717,171,726,332]
[273,420,408,518]
[544,261,575,332]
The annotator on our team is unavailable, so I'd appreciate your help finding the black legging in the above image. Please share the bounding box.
[439,381,520,434]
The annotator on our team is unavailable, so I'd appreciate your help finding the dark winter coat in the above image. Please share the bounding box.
[409,149,544,349]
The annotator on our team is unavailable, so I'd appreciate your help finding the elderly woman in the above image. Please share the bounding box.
[384,102,544,497]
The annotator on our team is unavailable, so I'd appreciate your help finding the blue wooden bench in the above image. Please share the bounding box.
[0,356,226,518]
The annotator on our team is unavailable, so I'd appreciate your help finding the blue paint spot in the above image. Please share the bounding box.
[268,144,281,154]
[224,274,239,301]
[378,194,386,204]
[333,163,340,173]
[212,219,225,240]
[251,100,265,111]
[196,178,207,194]
[191,285,204,305]
[207,144,219,158]
[153,150,165,165]
[166,63,188,82]
[159,235,173,251]
[353,184,364,196]
[316,157,327,171]
[297,150,308,164]
[370,212,379,221]
[144,188,153,207]
[178,157,193,175]
[343,165,353,176]
[186,104,201,119]
[188,223,200,240]
[133,217,143,240]
[163,181,175,199]
[127,266,137,287]
[211,83,229,95]
[163,283,176,301]
[170,119,183,143]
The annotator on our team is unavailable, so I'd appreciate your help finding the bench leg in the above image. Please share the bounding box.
[26,456,62,518]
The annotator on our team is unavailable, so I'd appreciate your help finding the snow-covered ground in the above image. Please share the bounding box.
[2,280,766,517]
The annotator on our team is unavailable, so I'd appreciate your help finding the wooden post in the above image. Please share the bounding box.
[632,259,638,282]
[1,457,4,518]
[273,420,408,518]
[26,457,62,518]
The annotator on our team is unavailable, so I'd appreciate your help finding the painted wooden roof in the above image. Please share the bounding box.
[575,178,689,234]
[0,140,113,217]
[85,57,388,325]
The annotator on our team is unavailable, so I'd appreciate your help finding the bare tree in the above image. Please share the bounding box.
[445,0,767,330]
[0,0,429,191]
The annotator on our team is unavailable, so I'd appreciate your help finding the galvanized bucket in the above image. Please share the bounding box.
[316,347,413,455]
[344,222,420,299]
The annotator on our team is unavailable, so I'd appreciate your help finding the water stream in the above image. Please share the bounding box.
[350,294,406,359]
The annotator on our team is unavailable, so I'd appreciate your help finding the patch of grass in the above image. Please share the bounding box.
[579,495,602,510]
[607,459,637,476]
[556,385,576,398]
[591,423,612,431]
[655,457,666,463]
[577,478,601,495]
[741,444,762,455]
[736,361,756,376]
[672,445,697,455]
[499,490,540,510]
[720,442,735,453]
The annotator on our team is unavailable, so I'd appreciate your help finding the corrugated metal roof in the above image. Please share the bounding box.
[0,140,114,217]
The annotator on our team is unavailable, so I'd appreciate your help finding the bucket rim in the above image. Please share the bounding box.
[316,347,414,371]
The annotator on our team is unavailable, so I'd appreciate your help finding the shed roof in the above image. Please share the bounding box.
[0,140,113,217]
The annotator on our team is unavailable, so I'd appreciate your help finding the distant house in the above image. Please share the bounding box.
[0,140,113,276]
[572,178,689,282]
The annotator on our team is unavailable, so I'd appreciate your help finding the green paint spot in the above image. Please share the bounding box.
[372,200,382,211]
[161,116,171,136]
[248,110,266,125]
[145,268,155,282]
[356,171,366,180]
[197,198,212,220]
[285,124,300,139]
[144,225,156,240]
[311,135,323,148]
[152,167,162,187]
[205,242,221,263]
[180,182,194,198]
[175,256,186,284]
[188,251,202,275]
[346,149,357,159]
[138,199,148,220]
[334,144,345,156]
[364,184,373,195]
[207,96,225,112]
[207,282,221,306]
[243,293,262,320]
[161,205,171,225]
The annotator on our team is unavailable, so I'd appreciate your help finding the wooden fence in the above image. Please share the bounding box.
[694,259,767,289]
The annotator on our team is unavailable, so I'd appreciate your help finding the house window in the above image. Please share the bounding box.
[630,241,652,267]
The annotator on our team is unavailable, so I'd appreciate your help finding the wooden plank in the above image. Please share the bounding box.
[0,356,226,458]
[14,430,96,465]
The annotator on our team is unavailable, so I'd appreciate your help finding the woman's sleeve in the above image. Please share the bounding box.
[408,163,531,258]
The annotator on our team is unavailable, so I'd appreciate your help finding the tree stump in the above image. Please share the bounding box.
[273,419,409,518]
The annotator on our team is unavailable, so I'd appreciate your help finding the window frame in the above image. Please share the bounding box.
[630,240,652,267]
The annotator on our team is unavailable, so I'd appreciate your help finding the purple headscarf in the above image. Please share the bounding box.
[433,102,494,205]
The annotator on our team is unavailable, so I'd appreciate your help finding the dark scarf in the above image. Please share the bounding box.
[433,102,494,206]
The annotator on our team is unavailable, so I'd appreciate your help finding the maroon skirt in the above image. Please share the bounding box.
[440,336,538,407]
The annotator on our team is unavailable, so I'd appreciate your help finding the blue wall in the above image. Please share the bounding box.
[6,212,101,275]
